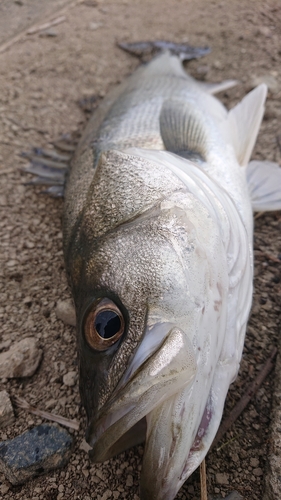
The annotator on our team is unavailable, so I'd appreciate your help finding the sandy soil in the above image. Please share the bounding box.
[0,0,281,499]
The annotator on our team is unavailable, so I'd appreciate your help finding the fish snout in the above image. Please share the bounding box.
[85,327,197,463]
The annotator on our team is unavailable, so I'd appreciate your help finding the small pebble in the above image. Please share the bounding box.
[63,371,77,387]
[6,260,18,268]
[0,337,42,378]
[79,439,92,453]
[250,74,279,94]
[213,60,223,69]
[253,467,263,477]
[215,472,229,485]
[101,490,112,500]
[0,424,73,484]
[257,26,272,37]
[126,474,133,487]
[250,457,259,467]
[226,492,243,500]
[89,21,103,30]
[0,483,10,495]
[56,299,76,326]
[0,391,15,429]
[212,491,243,500]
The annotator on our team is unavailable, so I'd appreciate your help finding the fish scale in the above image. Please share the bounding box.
[95,75,215,151]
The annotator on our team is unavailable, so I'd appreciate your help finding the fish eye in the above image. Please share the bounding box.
[84,298,125,351]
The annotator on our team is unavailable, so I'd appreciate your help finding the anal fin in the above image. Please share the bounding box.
[226,84,267,167]
[247,160,281,212]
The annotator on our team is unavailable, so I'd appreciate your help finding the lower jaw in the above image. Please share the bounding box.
[89,416,147,462]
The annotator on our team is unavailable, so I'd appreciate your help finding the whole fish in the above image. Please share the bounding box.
[61,52,281,499]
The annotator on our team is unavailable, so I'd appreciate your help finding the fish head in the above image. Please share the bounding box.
[65,149,230,499]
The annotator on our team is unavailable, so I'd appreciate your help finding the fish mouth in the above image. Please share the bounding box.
[88,417,147,461]
[86,325,197,462]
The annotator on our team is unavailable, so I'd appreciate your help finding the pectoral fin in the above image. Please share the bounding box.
[159,99,209,162]
[21,145,72,197]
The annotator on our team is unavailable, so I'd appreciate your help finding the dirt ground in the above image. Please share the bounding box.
[0,0,281,499]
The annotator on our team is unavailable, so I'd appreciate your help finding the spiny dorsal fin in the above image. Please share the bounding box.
[226,84,267,166]
[159,99,209,162]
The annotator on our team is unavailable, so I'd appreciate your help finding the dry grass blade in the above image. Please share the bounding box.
[200,459,207,500]
[27,16,66,35]
[254,212,264,220]
[13,395,79,431]
[261,252,280,264]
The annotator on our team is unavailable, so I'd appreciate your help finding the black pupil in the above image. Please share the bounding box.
[95,310,121,339]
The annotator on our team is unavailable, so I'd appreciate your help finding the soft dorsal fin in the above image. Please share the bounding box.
[226,84,267,167]
[159,99,209,162]
[199,79,239,95]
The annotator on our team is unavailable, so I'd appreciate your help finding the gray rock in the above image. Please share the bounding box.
[0,338,42,378]
[0,391,15,429]
[56,299,76,326]
[0,424,73,485]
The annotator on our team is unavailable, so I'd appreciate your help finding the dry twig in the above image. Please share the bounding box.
[27,16,66,35]
[212,347,277,448]
[262,252,280,264]
[13,395,80,431]
[200,458,208,500]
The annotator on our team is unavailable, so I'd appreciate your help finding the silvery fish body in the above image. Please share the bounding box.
[63,52,280,499]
